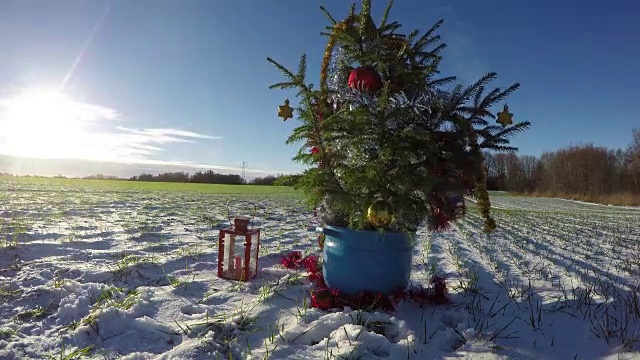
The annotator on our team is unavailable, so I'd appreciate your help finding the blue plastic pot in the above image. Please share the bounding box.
[318,225,414,296]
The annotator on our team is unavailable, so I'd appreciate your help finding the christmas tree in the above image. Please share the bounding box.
[268,0,530,234]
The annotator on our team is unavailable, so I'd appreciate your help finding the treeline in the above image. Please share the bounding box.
[127,170,300,186]
[130,171,244,184]
[485,128,640,205]
[83,174,121,180]
[1,171,301,186]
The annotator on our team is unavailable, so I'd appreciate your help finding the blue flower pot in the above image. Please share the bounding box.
[318,225,414,296]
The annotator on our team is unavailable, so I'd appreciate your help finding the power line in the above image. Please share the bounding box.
[242,161,248,181]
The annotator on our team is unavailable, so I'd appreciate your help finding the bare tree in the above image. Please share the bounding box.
[479,130,640,198]
[628,129,640,192]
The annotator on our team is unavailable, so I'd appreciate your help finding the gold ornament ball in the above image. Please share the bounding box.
[367,200,394,228]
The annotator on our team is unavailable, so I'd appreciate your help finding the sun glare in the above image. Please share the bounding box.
[1,89,90,159]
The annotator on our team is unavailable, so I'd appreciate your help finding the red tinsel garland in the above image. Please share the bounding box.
[280,251,450,312]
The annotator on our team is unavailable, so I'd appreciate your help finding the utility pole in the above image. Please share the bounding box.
[241,161,248,182]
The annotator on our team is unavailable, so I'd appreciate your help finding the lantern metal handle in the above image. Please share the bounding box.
[226,200,258,228]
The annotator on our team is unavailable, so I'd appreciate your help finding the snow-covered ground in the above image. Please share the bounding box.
[1,182,640,359]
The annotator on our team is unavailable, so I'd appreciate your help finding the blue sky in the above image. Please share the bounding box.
[0,0,638,177]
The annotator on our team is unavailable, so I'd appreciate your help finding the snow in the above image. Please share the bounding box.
[1,182,640,359]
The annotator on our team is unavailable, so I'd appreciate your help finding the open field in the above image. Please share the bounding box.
[1,178,640,359]
[508,190,640,207]
[0,175,298,195]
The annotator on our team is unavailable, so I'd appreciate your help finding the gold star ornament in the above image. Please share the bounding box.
[497,104,513,127]
[277,99,294,121]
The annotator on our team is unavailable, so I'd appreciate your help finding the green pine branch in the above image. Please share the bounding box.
[319,6,337,25]
[379,0,394,28]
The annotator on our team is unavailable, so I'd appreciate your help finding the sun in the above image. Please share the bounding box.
[0,89,89,159]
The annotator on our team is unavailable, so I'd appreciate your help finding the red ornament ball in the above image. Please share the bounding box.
[311,288,335,310]
[348,67,382,93]
[311,146,320,155]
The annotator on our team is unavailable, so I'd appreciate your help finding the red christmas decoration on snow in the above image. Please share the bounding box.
[348,66,382,93]
[281,251,303,269]
[312,289,335,310]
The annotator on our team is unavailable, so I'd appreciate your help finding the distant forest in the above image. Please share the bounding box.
[123,170,300,186]
[0,170,300,186]
[484,128,640,205]
[85,170,298,186]
[0,169,301,186]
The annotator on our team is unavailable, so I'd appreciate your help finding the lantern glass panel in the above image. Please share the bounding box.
[249,238,258,278]
[222,233,236,277]
[234,238,246,280]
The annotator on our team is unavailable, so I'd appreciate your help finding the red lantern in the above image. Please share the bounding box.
[348,66,382,93]
[218,202,261,281]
